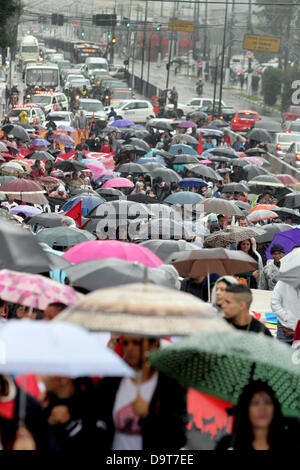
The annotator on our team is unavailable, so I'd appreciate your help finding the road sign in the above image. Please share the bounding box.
[168,18,194,32]
[243,34,281,53]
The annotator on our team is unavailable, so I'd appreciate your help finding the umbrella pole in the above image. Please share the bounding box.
[18,375,27,429]
[136,338,144,396]
[207,270,211,303]
[28,307,33,319]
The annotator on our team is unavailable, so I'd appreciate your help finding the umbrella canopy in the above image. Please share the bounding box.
[169,248,257,277]
[277,193,300,209]
[273,207,300,223]
[187,111,208,120]
[0,220,53,273]
[0,178,48,205]
[54,283,229,336]
[36,176,60,191]
[0,269,82,310]
[147,119,173,131]
[172,154,200,165]
[204,226,265,248]
[149,330,300,418]
[148,168,182,183]
[70,188,99,197]
[10,205,42,217]
[164,191,204,205]
[62,240,164,267]
[255,223,294,244]
[87,199,153,220]
[188,164,222,180]
[278,247,300,288]
[244,156,270,166]
[229,158,251,168]
[137,218,195,241]
[171,134,199,145]
[205,148,239,158]
[247,128,272,143]
[178,178,208,189]
[221,183,249,193]
[2,124,30,141]
[209,155,231,163]
[242,164,270,179]
[0,176,17,184]
[247,210,279,223]
[30,139,50,147]
[244,148,267,156]
[0,320,133,378]
[1,162,24,174]
[64,258,178,291]
[101,177,134,188]
[249,204,279,213]
[276,174,300,185]
[232,200,251,210]
[169,144,198,156]
[206,119,228,129]
[109,119,134,127]
[36,226,96,248]
[178,121,197,128]
[0,142,8,152]
[61,195,105,217]
[52,133,75,146]
[57,124,75,132]
[25,151,55,161]
[141,239,198,262]
[195,198,243,216]
[141,162,166,171]
[28,213,73,228]
[116,163,147,174]
[54,160,88,172]
[96,187,124,198]
[266,228,300,259]
[128,138,150,152]
[248,175,284,188]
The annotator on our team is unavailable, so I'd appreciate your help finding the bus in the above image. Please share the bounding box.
[20,35,39,71]
[24,63,60,91]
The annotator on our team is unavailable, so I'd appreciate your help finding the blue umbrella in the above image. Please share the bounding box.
[164,191,204,205]
[169,144,197,156]
[178,178,208,189]
[31,139,51,146]
[61,196,105,217]
[136,157,166,166]
[109,119,134,127]
[57,125,75,132]
[131,124,147,130]
[43,247,68,284]
[143,149,166,159]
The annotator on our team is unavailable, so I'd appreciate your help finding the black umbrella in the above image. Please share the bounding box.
[187,111,208,120]
[87,200,153,219]
[148,168,182,183]
[131,130,150,139]
[248,175,284,188]
[247,128,272,143]
[171,134,199,145]
[96,188,125,199]
[189,164,222,181]
[277,192,300,209]
[0,220,52,273]
[1,124,30,141]
[242,164,270,179]
[172,154,200,165]
[64,258,175,291]
[147,119,173,131]
[25,151,55,161]
[221,183,250,193]
[17,123,34,130]
[128,138,150,152]
[207,148,239,158]
[209,156,231,163]
[206,120,228,129]
[141,240,197,262]
[127,194,161,204]
[142,162,166,171]
[230,159,250,167]
[255,223,294,243]
[233,200,251,210]
[121,144,146,153]
[273,207,300,223]
[137,218,195,241]
[28,213,72,228]
[244,148,267,156]
[54,160,88,172]
[116,163,148,174]
[70,188,99,197]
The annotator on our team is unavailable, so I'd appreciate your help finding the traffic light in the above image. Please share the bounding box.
[156,25,161,31]
[122,17,131,27]
[81,31,85,38]
[111,37,117,44]
[107,33,111,40]
[92,14,117,26]
[51,13,64,25]
[126,21,131,28]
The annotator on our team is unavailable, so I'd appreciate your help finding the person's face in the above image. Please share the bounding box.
[285,217,293,225]
[248,391,274,431]
[8,195,14,203]
[192,275,205,284]
[218,217,225,227]
[233,193,240,200]
[222,292,243,319]
[215,281,229,305]
[122,336,159,370]
[263,193,271,201]
[240,239,251,252]
[80,139,85,145]
[239,218,248,227]
[272,251,284,264]
[16,305,30,318]
[43,306,62,321]
[225,192,231,199]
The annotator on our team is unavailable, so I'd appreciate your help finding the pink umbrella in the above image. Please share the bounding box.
[0,269,83,310]
[244,157,264,166]
[102,177,134,188]
[62,240,164,267]
[85,162,105,179]
[199,160,214,166]
[276,174,299,185]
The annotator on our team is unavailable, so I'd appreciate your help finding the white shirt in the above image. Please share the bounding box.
[112,372,158,450]
[271,280,300,329]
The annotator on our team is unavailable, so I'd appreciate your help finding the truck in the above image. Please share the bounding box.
[19,35,40,71]
[282,105,300,123]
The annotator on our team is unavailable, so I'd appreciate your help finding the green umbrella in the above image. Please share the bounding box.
[36,227,96,248]
[150,330,300,418]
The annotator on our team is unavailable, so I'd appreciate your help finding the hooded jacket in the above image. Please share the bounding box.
[210,275,239,311]
[271,280,300,330]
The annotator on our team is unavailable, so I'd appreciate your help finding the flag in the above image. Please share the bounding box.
[197,132,203,154]
[64,200,82,228]
[90,111,95,131]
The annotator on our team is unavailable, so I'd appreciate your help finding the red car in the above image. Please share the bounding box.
[231,110,260,132]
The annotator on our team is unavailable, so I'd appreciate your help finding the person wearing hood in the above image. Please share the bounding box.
[18,111,29,124]
[211,276,239,312]
[271,280,300,345]
[236,238,263,289]
[259,244,285,290]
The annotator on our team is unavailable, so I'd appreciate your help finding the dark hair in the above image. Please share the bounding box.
[46,302,67,312]
[225,284,252,308]
[155,176,163,184]
[237,239,258,263]
[229,380,285,450]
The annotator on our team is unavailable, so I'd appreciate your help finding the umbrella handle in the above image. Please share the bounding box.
[18,375,27,429]
[207,270,211,303]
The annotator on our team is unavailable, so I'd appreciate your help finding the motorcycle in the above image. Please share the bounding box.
[196,83,203,96]
[103,95,111,106]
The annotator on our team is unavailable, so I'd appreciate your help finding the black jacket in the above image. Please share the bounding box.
[94,373,187,450]
[153,183,170,201]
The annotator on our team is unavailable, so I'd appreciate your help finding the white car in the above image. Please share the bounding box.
[30,92,69,114]
[43,111,75,128]
[177,97,226,118]
[7,105,45,126]
[274,132,300,156]
[109,100,155,123]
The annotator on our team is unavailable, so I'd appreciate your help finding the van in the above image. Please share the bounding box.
[177,97,226,118]
[84,58,108,77]
[30,91,69,114]
[109,100,155,123]
[274,132,300,155]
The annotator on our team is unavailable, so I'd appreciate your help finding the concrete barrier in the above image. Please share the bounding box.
[265,151,300,182]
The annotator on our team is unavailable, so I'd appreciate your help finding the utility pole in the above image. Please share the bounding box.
[166,1,177,89]
[140,0,149,93]
[203,0,208,61]
[282,6,293,111]
[218,0,229,115]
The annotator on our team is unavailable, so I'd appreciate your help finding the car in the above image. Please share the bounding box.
[177,97,226,118]
[30,92,69,114]
[281,141,300,168]
[231,110,260,132]
[78,98,107,125]
[110,66,127,80]
[64,73,85,83]
[43,111,75,128]
[274,132,300,155]
[111,89,133,103]
[186,104,234,122]
[109,100,155,123]
[100,79,128,90]
[89,69,110,84]
[64,78,92,93]
[7,104,45,125]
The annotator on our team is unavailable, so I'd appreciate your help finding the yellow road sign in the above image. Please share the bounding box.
[243,34,281,53]
[168,19,194,32]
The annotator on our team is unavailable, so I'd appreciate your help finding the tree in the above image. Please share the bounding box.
[281,65,300,111]
[261,67,282,106]
[0,0,22,51]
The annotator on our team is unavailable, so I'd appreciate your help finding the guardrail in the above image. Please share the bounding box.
[265,151,300,181]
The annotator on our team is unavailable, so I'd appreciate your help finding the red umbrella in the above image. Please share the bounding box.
[0,178,48,205]
[276,174,299,185]
[1,140,17,150]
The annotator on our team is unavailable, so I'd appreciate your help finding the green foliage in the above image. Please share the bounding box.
[0,0,22,49]
[261,67,282,106]
[281,65,300,111]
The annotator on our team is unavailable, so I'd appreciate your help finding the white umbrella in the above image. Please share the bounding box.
[278,247,300,288]
[0,320,134,378]
[1,162,24,175]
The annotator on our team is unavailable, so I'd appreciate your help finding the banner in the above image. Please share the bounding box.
[38,129,89,147]
[65,200,82,228]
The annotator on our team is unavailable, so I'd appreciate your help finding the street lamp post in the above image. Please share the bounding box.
[140,1,149,94]
[218,0,229,115]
